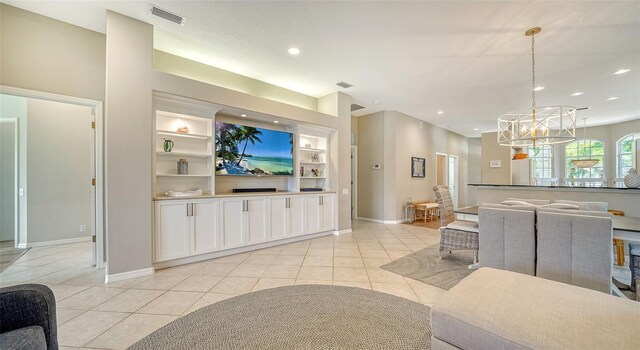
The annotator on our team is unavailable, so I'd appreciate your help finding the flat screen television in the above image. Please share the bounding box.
[215,121,294,176]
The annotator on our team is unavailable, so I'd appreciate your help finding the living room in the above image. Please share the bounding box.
[1,2,639,349]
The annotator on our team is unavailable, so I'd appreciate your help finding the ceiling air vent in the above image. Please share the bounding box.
[336,81,352,89]
[149,4,186,25]
[351,104,365,112]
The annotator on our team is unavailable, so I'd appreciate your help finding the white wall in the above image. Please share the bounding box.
[0,121,16,241]
[466,137,481,205]
[26,99,93,244]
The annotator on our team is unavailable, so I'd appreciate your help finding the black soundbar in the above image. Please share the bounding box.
[232,188,277,193]
[301,188,323,192]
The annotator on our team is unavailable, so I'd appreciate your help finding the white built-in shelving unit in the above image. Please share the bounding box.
[298,131,329,191]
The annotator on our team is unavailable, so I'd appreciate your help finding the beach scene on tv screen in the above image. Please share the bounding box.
[215,122,294,176]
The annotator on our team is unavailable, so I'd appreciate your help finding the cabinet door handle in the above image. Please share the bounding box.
[186,203,193,217]
[190,203,195,217]
[243,200,248,212]
[286,198,290,208]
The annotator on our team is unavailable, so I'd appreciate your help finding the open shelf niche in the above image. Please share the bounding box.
[298,127,331,192]
[153,93,221,196]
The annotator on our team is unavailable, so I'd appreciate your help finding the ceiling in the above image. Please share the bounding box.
[6,1,640,137]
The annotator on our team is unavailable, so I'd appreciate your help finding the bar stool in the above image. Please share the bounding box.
[608,209,625,266]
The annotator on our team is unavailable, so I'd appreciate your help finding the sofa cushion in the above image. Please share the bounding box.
[538,202,580,210]
[431,268,640,350]
[446,220,479,233]
[481,203,536,211]
[0,326,47,350]
[554,200,608,212]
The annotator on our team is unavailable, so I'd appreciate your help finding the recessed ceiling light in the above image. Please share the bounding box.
[372,101,381,105]
[613,68,630,75]
[571,92,584,96]
[288,47,300,55]
[607,97,619,101]
[437,110,444,114]
[273,120,279,123]
[240,114,247,117]
[474,128,479,131]
[533,86,545,91]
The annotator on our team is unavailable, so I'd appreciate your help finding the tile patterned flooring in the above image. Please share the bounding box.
[0,220,446,350]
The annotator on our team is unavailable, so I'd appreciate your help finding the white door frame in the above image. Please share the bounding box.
[0,118,18,246]
[351,145,358,220]
[0,86,105,269]
[448,155,459,209]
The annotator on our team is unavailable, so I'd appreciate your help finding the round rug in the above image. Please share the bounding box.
[128,285,431,350]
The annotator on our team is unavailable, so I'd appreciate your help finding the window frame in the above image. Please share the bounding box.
[529,145,553,180]
[565,138,606,182]
[616,133,640,178]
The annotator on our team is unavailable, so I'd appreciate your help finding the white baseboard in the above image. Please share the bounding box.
[26,236,91,248]
[333,228,352,235]
[106,267,155,283]
[16,243,27,249]
[357,217,405,225]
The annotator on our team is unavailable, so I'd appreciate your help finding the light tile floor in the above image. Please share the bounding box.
[0,220,447,350]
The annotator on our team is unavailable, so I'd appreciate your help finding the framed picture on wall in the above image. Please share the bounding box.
[411,157,425,178]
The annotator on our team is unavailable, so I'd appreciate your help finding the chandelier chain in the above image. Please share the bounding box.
[531,33,536,125]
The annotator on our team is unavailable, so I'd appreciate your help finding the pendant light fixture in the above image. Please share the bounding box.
[571,118,600,168]
[498,27,577,147]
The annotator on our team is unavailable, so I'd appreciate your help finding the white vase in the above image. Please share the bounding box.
[624,168,640,188]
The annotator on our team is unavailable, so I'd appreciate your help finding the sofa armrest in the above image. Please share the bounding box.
[0,284,58,350]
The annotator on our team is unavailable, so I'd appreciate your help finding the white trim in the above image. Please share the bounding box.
[357,217,404,225]
[0,118,18,246]
[106,267,155,283]
[16,243,27,249]
[26,236,91,248]
[0,85,105,269]
[333,228,352,235]
[351,145,358,220]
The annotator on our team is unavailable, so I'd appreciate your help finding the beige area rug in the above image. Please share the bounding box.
[129,285,431,350]
[381,244,474,290]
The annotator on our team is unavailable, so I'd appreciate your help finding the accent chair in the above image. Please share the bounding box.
[433,185,479,264]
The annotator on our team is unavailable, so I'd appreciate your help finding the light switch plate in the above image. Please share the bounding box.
[342,189,349,195]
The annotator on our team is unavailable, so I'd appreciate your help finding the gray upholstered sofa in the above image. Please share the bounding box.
[0,284,58,350]
[431,268,640,350]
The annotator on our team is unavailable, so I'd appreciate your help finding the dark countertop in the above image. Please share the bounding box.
[468,183,640,191]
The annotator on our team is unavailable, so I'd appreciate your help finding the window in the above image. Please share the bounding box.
[565,139,605,181]
[529,145,553,179]
[617,133,639,177]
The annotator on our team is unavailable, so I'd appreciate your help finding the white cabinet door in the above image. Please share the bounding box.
[220,199,245,249]
[191,200,219,255]
[320,194,335,232]
[269,197,288,240]
[289,196,306,237]
[246,198,267,245]
[306,195,321,233]
[154,200,190,262]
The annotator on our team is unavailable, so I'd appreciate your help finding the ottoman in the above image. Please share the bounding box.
[431,268,640,349]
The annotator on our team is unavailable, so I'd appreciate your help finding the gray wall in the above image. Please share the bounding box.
[356,111,469,222]
[0,121,16,241]
[26,99,93,244]
[481,132,511,184]
[104,11,153,275]
[356,112,385,220]
[0,4,105,102]
[467,137,482,205]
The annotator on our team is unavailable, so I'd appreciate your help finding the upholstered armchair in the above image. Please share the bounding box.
[0,284,58,350]
[433,185,479,265]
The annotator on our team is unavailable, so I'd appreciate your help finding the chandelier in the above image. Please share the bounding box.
[498,27,577,147]
[571,118,599,168]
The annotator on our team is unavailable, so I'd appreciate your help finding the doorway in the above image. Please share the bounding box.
[0,119,17,246]
[0,86,104,269]
[350,145,358,220]
[435,153,447,186]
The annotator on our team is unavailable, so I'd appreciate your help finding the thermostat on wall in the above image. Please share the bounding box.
[372,164,382,170]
